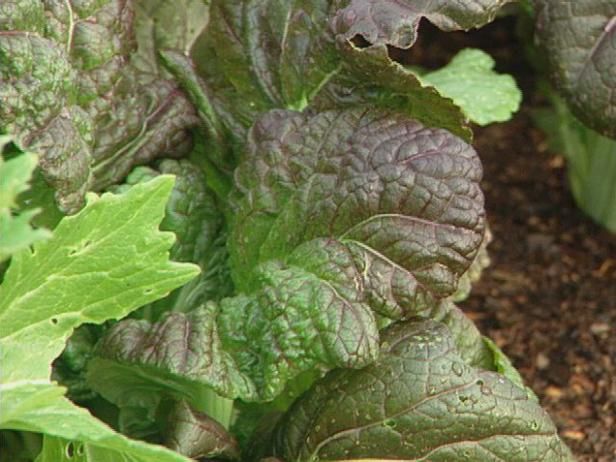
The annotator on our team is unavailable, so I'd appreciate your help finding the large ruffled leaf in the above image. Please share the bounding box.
[330,0,513,49]
[534,0,616,138]
[89,256,379,402]
[89,108,485,404]
[231,108,486,316]
[0,0,199,213]
[269,319,574,462]
[0,31,91,212]
[184,0,515,149]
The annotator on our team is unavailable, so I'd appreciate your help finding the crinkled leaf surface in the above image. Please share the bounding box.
[331,0,513,49]
[132,0,209,76]
[188,0,337,145]
[0,1,199,212]
[0,29,91,212]
[534,0,616,138]
[420,49,522,126]
[0,176,198,461]
[270,319,574,462]
[187,0,515,147]
[90,108,485,404]
[0,136,50,262]
[81,161,234,435]
[231,108,485,313]
[89,260,379,402]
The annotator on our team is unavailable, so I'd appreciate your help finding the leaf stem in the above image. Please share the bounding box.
[195,387,234,429]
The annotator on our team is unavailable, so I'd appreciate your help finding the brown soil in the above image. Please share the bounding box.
[415,14,616,462]
[468,112,616,461]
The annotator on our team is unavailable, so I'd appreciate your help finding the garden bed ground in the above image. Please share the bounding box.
[416,15,616,461]
[469,109,616,461]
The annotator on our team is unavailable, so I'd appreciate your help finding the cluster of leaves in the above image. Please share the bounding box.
[527,0,616,232]
[0,1,577,461]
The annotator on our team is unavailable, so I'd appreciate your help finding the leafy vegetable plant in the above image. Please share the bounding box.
[0,1,574,461]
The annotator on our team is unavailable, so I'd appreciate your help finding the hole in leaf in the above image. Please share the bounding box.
[350,34,371,49]
[76,443,85,456]
[65,441,74,458]
[144,288,154,295]
[69,240,92,256]
[51,318,58,325]
[384,418,397,428]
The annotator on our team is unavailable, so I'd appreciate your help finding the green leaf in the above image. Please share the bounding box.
[32,401,240,462]
[0,175,199,382]
[90,108,486,404]
[164,400,240,460]
[534,0,616,138]
[1,383,190,462]
[230,108,485,311]
[187,0,518,147]
[187,0,337,147]
[0,138,51,262]
[420,49,522,125]
[110,160,233,321]
[0,175,198,461]
[90,262,379,402]
[331,0,512,49]
[271,319,574,461]
[132,0,209,76]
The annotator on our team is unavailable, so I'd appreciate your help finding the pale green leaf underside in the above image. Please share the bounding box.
[420,49,522,126]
